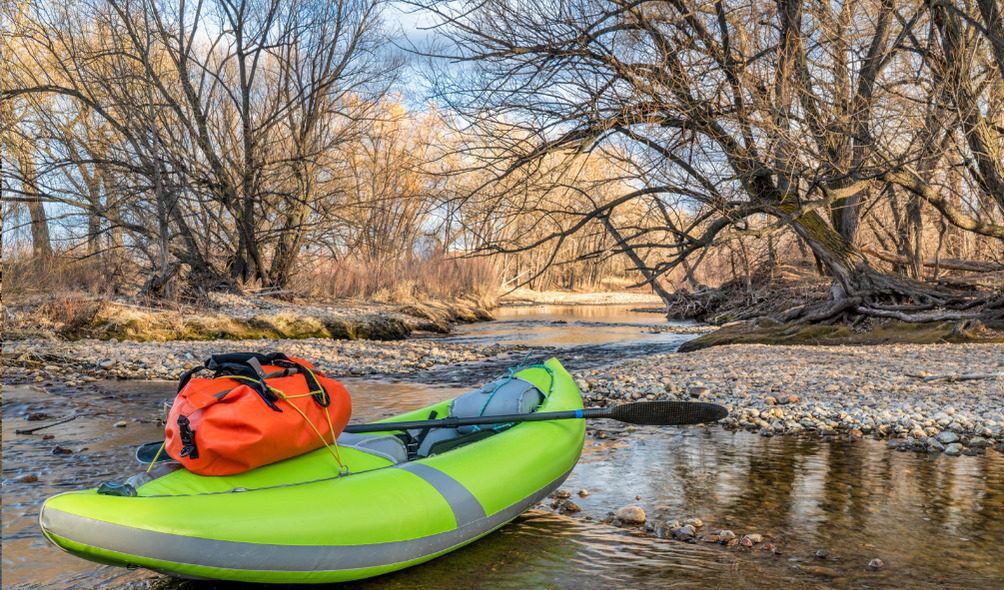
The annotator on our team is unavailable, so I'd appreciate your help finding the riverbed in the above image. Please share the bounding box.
[3,305,1003,588]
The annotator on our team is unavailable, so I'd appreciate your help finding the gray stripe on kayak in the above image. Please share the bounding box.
[40,467,572,576]
[394,462,486,527]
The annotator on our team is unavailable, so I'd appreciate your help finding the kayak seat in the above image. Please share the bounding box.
[336,432,408,464]
[414,377,545,458]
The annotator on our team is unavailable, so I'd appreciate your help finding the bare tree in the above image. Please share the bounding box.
[5,0,398,293]
[418,0,1004,321]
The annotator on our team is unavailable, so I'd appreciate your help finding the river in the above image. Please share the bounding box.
[3,305,1002,588]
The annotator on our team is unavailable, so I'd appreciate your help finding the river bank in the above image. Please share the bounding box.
[0,290,495,343]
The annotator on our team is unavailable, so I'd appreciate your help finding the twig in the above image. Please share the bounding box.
[15,415,78,434]
[254,290,293,297]
[908,372,1004,383]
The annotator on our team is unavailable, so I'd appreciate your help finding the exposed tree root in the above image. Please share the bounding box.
[664,263,1004,330]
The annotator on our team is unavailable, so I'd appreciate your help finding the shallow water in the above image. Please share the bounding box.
[4,306,1003,588]
[417,304,696,384]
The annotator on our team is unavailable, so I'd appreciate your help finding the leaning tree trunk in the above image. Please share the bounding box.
[777,204,951,321]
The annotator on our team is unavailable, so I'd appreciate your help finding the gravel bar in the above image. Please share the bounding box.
[5,338,1003,455]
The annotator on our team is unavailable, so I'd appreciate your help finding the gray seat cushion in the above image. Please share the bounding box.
[336,432,408,464]
[449,377,544,434]
[412,376,546,457]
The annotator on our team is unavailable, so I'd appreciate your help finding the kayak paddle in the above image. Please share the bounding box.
[136,401,727,464]
[344,400,728,432]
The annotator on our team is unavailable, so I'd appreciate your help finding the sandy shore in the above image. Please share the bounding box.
[4,337,1002,455]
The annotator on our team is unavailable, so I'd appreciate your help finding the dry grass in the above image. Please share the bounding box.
[2,249,499,342]
[3,250,134,299]
[297,251,500,309]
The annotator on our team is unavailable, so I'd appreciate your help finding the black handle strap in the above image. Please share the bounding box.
[177,352,330,411]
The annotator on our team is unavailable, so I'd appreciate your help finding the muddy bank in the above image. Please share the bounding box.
[1,291,494,342]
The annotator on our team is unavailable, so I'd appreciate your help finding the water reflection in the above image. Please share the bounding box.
[451,304,672,348]
[567,427,1004,588]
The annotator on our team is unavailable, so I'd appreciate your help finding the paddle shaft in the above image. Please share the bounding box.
[135,401,727,463]
[343,401,727,433]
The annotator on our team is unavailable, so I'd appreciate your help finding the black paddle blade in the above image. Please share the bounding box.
[603,401,728,425]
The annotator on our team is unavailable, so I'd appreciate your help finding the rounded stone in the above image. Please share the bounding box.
[944,443,964,456]
[614,506,646,524]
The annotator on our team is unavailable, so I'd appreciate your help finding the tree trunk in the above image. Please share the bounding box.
[17,151,53,261]
[935,3,1004,211]
[780,204,919,301]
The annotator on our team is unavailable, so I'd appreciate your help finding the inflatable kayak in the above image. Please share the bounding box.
[39,358,586,584]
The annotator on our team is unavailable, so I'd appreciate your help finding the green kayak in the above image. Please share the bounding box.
[39,358,585,584]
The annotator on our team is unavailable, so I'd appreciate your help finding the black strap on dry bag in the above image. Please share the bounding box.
[176,352,330,411]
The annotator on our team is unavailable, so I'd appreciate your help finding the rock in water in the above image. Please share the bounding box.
[560,500,581,513]
[614,506,646,524]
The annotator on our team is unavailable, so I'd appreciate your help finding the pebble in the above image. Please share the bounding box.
[113,421,128,428]
[614,506,646,524]
[869,558,884,569]
[688,386,710,398]
[560,500,581,513]
[577,489,589,497]
[51,445,73,455]
[13,473,38,483]
[968,437,988,449]
[672,526,696,541]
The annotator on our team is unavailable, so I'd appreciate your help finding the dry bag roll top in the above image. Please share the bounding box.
[164,352,351,476]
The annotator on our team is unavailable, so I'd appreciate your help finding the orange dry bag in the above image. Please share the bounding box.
[164,352,351,476]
